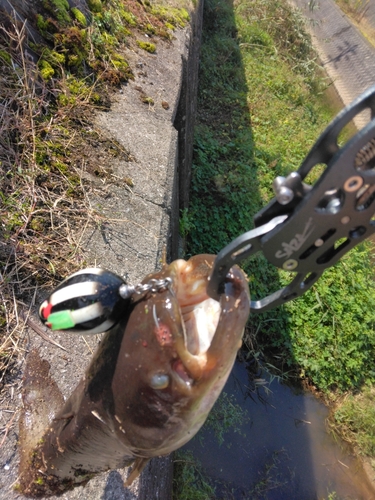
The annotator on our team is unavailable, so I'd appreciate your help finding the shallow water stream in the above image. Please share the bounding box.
[182,360,375,499]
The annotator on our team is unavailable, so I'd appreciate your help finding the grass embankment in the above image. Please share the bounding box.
[175,0,375,493]
[0,0,188,379]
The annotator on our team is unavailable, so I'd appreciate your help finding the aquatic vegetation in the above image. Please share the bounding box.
[173,450,216,500]
[204,391,249,446]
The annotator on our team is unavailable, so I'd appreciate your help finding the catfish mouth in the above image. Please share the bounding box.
[170,256,222,385]
[182,297,221,356]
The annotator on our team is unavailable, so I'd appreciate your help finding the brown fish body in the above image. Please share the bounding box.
[19,255,250,496]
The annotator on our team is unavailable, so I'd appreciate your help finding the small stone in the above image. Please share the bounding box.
[161,101,170,110]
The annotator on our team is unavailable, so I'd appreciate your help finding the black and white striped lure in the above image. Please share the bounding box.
[39,268,130,334]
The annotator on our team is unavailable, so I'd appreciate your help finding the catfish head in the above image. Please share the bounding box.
[107,254,250,457]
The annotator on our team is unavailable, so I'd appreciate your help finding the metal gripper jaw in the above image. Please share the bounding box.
[208,85,375,313]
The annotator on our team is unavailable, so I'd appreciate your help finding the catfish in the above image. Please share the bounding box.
[18,255,250,496]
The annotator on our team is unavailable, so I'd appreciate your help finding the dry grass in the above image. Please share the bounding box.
[0,19,117,384]
[0,0,191,386]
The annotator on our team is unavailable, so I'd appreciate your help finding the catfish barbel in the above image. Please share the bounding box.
[18,255,250,496]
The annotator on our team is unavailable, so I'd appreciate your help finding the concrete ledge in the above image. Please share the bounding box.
[0,2,203,499]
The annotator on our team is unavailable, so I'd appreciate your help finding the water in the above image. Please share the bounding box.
[182,360,375,499]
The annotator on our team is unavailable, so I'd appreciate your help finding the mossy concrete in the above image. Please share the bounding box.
[0,1,203,499]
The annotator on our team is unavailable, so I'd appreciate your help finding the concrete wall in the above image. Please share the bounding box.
[0,1,204,499]
[171,0,204,258]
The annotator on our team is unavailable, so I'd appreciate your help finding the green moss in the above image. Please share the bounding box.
[36,14,48,33]
[111,53,129,71]
[66,76,88,95]
[87,0,102,13]
[42,48,65,66]
[53,27,87,73]
[32,0,134,84]
[120,10,137,26]
[30,217,46,232]
[34,477,44,485]
[67,54,82,66]
[151,6,190,28]
[43,0,71,25]
[165,22,175,31]
[0,49,11,65]
[145,23,156,35]
[141,95,154,105]
[58,94,71,106]
[71,8,87,27]
[102,32,117,46]
[38,59,55,80]
[56,75,104,106]
[136,40,156,53]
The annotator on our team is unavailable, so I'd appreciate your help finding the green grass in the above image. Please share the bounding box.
[280,244,375,392]
[173,450,216,500]
[185,0,375,394]
[330,386,375,459]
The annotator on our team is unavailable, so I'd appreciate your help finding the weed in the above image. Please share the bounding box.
[0,0,187,386]
[203,391,249,446]
[278,243,375,392]
[248,449,289,499]
[335,0,375,46]
[179,208,195,238]
[336,0,371,23]
[173,450,216,500]
[0,16,121,384]
[329,386,375,456]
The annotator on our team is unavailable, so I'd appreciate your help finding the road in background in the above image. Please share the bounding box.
[291,0,375,126]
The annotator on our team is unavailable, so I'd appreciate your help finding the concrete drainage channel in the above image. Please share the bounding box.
[2,1,374,498]
[291,0,375,128]
[0,2,203,500]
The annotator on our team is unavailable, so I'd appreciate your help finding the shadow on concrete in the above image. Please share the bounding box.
[102,471,137,500]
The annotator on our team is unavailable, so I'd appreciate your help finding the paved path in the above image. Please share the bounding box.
[291,0,375,126]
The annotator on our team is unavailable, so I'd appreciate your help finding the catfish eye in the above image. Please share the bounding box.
[150,373,169,390]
